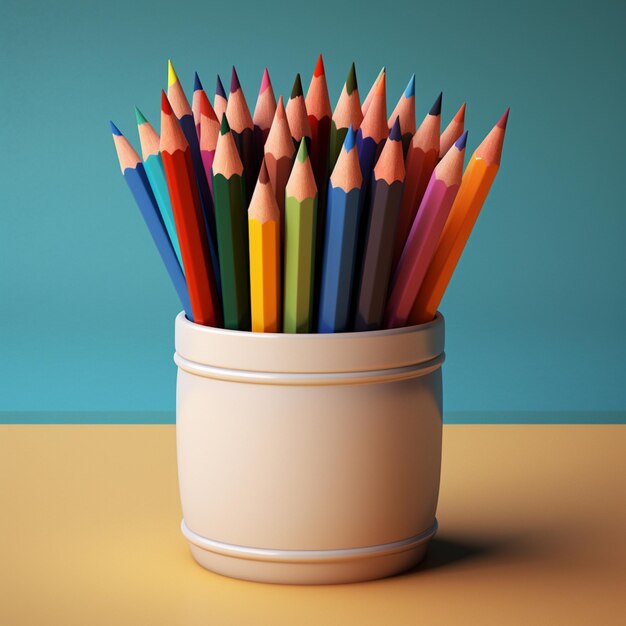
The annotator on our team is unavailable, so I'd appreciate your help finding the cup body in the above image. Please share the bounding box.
[175,312,444,584]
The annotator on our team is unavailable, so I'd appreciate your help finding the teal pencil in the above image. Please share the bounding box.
[135,107,184,270]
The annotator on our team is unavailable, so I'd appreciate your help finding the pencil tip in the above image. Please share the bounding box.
[216,74,226,99]
[220,113,230,135]
[429,92,443,116]
[276,95,285,116]
[314,54,325,77]
[194,72,203,91]
[109,120,122,136]
[258,158,269,183]
[497,107,510,130]
[376,71,386,94]
[456,102,467,122]
[404,74,415,99]
[230,66,241,93]
[389,116,402,141]
[134,106,147,125]
[167,60,178,88]
[455,130,468,150]
[161,90,172,114]
[260,67,271,92]
[346,62,358,94]
[344,125,357,151]
[291,73,303,99]
[296,138,309,162]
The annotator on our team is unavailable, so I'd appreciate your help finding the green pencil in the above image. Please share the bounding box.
[283,140,318,333]
[212,115,251,330]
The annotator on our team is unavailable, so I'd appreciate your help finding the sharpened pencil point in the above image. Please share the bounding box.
[161,90,173,114]
[429,92,443,116]
[290,74,303,99]
[216,74,226,99]
[389,116,402,141]
[230,66,241,93]
[258,159,269,184]
[344,125,357,152]
[375,71,386,94]
[134,107,147,126]
[260,68,271,93]
[167,60,178,88]
[276,95,286,117]
[497,107,510,130]
[314,54,325,77]
[455,102,467,123]
[455,130,469,150]
[109,121,122,136]
[296,138,309,162]
[346,62,358,95]
[194,72,203,92]
[220,114,230,135]
[403,74,416,99]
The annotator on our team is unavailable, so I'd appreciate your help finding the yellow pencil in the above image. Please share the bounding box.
[248,159,281,332]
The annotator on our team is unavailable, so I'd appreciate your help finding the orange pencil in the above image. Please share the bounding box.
[439,102,466,159]
[285,73,312,151]
[264,95,295,232]
[410,109,510,324]
[391,92,442,271]
[160,91,221,327]
[361,66,385,117]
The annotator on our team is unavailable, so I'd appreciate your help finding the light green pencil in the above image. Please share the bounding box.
[283,140,318,333]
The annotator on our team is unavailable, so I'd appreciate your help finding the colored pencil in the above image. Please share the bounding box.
[329,62,363,172]
[356,70,388,184]
[248,159,281,333]
[252,68,276,162]
[264,95,295,232]
[285,73,312,152]
[439,102,466,159]
[283,140,318,333]
[385,131,468,329]
[354,118,405,331]
[167,61,220,284]
[361,66,385,117]
[212,115,251,331]
[305,54,332,198]
[159,93,221,327]
[134,107,184,270]
[192,72,204,141]
[226,66,257,200]
[410,109,510,325]
[198,88,220,198]
[110,122,191,317]
[388,74,416,156]
[391,92,442,271]
[317,126,362,333]
[214,74,228,123]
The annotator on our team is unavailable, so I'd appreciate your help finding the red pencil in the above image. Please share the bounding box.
[160,91,221,327]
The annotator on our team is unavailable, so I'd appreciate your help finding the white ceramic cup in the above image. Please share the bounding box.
[174,312,444,584]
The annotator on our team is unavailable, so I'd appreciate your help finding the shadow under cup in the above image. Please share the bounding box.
[174,312,445,584]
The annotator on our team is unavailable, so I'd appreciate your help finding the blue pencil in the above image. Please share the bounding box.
[318,126,363,333]
[110,122,192,318]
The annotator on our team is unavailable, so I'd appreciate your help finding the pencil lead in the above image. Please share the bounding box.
[161,90,173,114]
[167,60,178,88]
[216,74,226,99]
[134,107,147,126]
[404,74,416,99]
[497,107,510,130]
[314,54,325,77]
[344,125,357,152]
[296,138,309,162]
[389,116,402,141]
[290,73,303,99]
[109,121,122,136]
[260,67,271,93]
[220,114,231,135]
[230,66,241,93]
[429,92,443,116]
[194,72,203,92]
[455,130,469,150]
[346,62,358,94]
[455,102,467,123]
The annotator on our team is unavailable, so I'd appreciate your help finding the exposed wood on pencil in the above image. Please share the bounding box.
[439,102,466,158]
[285,73,312,149]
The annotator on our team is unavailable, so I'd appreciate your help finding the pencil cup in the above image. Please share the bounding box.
[174,312,445,584]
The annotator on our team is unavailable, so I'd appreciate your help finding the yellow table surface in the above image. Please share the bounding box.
[1,425,624,625]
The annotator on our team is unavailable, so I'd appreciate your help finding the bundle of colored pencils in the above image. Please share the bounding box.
[111,58,509,333]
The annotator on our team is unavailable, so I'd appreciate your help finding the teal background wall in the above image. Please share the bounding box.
[1,0,625,423]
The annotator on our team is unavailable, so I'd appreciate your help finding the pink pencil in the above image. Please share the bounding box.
[199,88,220,197]
[384,131,468,329]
